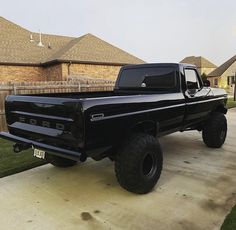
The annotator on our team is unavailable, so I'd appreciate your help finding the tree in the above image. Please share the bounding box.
[201,73,207,81]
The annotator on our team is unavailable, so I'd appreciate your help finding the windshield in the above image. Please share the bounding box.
[118,66,177,91]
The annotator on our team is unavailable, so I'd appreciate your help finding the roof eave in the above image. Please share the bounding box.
[0,59,144,67]
[0,62,41,67]
[207,75,220,78]
[42,59,144,67]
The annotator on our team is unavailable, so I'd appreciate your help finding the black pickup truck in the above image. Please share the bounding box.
[0,63,228,194]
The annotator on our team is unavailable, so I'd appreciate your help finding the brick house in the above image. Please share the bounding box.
[180,56,217,76]
[0,17,145,82]
[207,55,236,95]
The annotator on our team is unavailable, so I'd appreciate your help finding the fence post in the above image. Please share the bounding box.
[13,83,17,95]
[86,81,90,90]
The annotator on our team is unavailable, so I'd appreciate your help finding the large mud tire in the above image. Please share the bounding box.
[115,133,163,194]
[202,112,227,148]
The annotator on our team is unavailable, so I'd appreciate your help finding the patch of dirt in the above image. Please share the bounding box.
[94,210,101,214]
[217,175,232,183]
[81,212,93,221]
[201,193,236,212]
[178,220,200,230]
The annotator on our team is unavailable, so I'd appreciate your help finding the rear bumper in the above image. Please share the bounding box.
[0,132,82,161]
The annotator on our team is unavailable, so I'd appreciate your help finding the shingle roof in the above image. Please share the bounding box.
[208,55,236,77]
[180,56,217,68]
[44,33,145,65]
[0,17,73,65]
[0,17,145,66]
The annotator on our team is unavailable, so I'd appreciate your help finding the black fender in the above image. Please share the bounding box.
[213,104,227,114]
[129,120,159,136]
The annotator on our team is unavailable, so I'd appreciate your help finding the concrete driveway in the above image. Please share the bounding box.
[0,109,236,230]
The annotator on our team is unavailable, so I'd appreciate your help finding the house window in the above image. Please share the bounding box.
[227,76,235,85]
[214,78,218,86]
[232,76,235,84]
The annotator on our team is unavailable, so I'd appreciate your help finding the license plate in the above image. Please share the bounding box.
[33,148,45,159]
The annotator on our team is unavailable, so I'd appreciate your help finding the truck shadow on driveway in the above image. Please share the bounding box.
[26,130,236,199]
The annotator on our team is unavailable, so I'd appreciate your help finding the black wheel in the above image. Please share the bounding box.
[45,153,77,168]
[115,133,163,194]
[202,112,227,148]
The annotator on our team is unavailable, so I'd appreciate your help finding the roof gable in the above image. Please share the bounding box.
[180,56,217,68]
[208,55,236,77]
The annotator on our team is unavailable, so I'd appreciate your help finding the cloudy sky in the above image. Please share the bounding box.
[1,0,236,65]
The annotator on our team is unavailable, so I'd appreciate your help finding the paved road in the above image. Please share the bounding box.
[0,109,236,230]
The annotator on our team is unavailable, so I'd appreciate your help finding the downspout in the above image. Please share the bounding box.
[234,71,236,101]
[67,61,72,79]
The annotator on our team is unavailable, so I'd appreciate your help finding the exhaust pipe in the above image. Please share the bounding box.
[13,143,31,153]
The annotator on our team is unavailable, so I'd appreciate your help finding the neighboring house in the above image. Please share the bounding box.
[180,56,217,76]
[208,55,236,94]
[0,17,145,82]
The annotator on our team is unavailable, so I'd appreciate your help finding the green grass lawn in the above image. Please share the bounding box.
[221,205,236,230]
[227,97,236,109]
[0,138,45,178]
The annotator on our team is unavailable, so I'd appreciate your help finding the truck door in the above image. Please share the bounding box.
[184,68,212,126]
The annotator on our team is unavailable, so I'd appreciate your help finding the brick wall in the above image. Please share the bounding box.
[0,65,45,82]
[0,63,123,82]
[43,64,62,81]
[62,63,122,81]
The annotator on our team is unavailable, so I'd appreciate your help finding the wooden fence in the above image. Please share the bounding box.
[0,80,115,131]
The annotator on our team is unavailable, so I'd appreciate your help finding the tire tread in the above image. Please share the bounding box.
[202,112,227,148]
[115,133,163,194]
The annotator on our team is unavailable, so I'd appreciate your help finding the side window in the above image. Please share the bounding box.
[185,69,200,90]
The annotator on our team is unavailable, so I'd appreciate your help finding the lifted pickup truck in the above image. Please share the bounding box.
[0,63,228,194]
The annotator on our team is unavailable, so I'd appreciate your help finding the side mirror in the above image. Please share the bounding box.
[187,88,197,97]
[203,80,210,87]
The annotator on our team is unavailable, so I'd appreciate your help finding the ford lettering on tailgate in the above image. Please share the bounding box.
[19,116,65,130]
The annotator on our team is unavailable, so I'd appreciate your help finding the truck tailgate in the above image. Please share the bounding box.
[4,95,84,151]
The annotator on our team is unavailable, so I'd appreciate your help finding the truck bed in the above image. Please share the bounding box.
[29,89,172,99]
[4,89,186,159]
